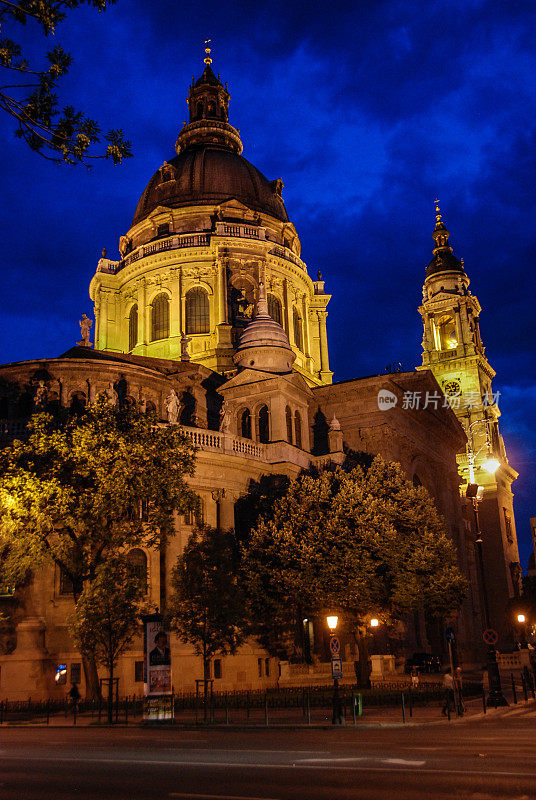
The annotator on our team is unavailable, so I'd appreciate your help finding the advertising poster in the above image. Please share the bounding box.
[143,614,173,722]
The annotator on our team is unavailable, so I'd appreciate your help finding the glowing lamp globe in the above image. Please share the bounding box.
[326,615,338,631]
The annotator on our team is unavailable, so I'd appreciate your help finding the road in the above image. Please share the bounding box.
[1,707,535,799]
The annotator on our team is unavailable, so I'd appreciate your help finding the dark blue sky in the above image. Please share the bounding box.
[0,1,534,565]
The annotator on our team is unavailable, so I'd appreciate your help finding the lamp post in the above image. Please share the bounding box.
[464,415,508,707]
[327,615,343,725]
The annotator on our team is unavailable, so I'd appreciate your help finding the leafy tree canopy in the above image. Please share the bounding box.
[0,0,132,165]
[168,526,248,683]
[0,400,199,599]
[243,457,468,657]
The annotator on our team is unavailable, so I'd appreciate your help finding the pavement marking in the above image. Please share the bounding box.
[0,754,534,779]
[383,758,425,766]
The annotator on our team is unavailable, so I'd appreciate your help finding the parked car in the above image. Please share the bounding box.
[404,652,442,674]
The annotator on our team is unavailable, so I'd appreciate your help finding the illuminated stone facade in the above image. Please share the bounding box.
[0,63,511,700]
[418,205,520,642]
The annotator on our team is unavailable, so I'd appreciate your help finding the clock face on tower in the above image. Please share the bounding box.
[443,380,461,397]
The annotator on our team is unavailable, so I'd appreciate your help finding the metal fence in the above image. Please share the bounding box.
[0,680,491,726]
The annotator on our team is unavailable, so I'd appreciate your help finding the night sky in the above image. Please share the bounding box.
[1,1,534,564]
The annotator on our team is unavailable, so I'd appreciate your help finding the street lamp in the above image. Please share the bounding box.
[516,613,528,649]
[326,614,343,725]
[370,618,380,628]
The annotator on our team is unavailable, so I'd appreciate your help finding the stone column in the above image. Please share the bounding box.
[137,280,148,351]
[169,274,181,339]
[318,311,330,377]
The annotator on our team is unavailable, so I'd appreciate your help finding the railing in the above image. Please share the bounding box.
[119,233,211,270]
[269,245,306,271]
[181,425,265,460]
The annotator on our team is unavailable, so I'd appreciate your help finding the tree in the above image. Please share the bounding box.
[0,399,199,695]
[0,0,132,165]
[168,526,248,708]
[70,555,146,722]
[242,457,468,677]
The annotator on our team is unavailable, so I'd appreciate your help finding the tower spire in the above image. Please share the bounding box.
[204,39,212,66]
[425,200,465,277]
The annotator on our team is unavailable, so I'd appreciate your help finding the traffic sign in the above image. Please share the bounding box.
[331,658,343,679]
[483,628,498,645]
[329,636,340,657]
[445,626,456,643]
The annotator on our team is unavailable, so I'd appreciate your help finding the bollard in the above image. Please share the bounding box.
[482,687,486,714]
[352,693,356,726]
[46,699,50,725]
[408,685,413,718]
[401,692,406,724]
[511,672,517,704]
[358,693,362,717]
[264,692,269,727]
[306,691,311,726]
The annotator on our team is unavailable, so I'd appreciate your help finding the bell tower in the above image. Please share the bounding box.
[418,204,520,642]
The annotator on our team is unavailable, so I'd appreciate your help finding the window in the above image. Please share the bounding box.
[134,661,144,683]
[294,410,302,449]
[151,294,169,341]
[285,406,293,444]
[70,663,81,684]
[127,548,148,594]
[240,408,252,439]
[213,659,222,679]
[434,314,457,351]
[258,405,269,443]
[258,657,263,678]
[293,308,303,351]
[265,658,270,677]
[185,288,210,334]
[129,304,138,351]
[413,474,422,488]
[157,223,170,236]
[267,294,283,326]
[59,567,74,596]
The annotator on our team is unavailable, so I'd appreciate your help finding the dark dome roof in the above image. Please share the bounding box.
[132,145,289,226]
[426,251,465,278]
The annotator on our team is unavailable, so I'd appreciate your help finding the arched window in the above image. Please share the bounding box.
[185,288,210,334]
[412,474,422,488]
[240,408,252,439]
[129,304,138,351]
[294,410,302,449]
[434,314,457,351]
[267,294,283,326]
[293,308,303,351]
[285,405,293,444]
[151,294,169,341]
[258,405,269,443]
[127,548,148,594]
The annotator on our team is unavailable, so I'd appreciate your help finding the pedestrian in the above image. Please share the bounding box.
[442,669,454,716]
[68,682,81,714]
[454,666,465,714]
[410,666,419,689]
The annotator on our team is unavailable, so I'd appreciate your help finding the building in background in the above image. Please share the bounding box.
[0,56,518,699]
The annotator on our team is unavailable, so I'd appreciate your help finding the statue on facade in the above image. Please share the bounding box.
[164,389,181,424]
[139,392,147,414]
[33,380,48,410]
[219,400,231,432]
[77,313,93,348]
[180,332,191,362]
[104,381,118,407]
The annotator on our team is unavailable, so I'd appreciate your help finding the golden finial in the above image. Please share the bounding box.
[434,198,442,223]
[204,39,212,65]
